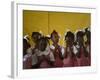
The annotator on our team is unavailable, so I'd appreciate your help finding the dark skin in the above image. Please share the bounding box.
[85,28,91,45]
[31,32,42,55]
[64,36,74,58]
[85,30,91,57]
[23,39,31,56]
[76,35,88,58]
[86,31,91,45]
[37,38,49,52]
[51,33,63,60]
[37,37,54,66]
[31,33,42,68]
[32,34,41,44]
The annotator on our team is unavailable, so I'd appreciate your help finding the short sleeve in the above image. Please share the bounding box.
[49,51,55,61]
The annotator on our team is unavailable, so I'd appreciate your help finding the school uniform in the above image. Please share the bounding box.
[35,46,55,68]
[50,45,63,67]
[31,53,38,68]
[63,47,78,67]
[23,49,32,69]
[63,56,73,67]
[76,46,90,66]
[26,47,39,68]
[86,43,91,66]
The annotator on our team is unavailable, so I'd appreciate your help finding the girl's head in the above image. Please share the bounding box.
[76,31,85,45]
[65,31,74,46]
[31,32,42,43]
[37,37,49,51]
[51,30,60,44]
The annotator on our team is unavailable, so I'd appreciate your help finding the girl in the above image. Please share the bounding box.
[75,30,89,66]
[36,37,55,68]
[85,28,91,66]
[50,30,63,67]
[31,32,42,68]
[63,31,78,67]
[23,39,32,69]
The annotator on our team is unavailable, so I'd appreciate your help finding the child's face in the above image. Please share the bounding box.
[32,34,41,43]
[51,33,59,44]
[77,36,83,45]
[38,39,47,51]
[65,37,73,46]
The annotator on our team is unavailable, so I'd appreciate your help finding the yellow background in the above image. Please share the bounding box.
[23,10,90,46]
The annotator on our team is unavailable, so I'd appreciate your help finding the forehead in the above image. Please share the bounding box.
[38,38,47,44]
[32,34,41,39]
[52,33,59,37]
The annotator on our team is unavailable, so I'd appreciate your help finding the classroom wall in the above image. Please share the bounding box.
[23,10,90,46]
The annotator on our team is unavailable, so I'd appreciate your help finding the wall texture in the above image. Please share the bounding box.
[23,10,90,46]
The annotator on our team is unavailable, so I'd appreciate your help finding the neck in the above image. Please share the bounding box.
[53,43,58,46]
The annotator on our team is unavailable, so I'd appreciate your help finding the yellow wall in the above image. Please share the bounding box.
[23,10,90,46]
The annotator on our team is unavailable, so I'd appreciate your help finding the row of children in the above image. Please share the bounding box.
[23,28,91,69]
